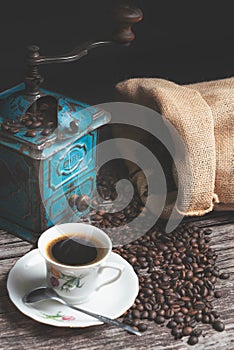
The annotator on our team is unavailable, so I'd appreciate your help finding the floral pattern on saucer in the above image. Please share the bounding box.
[42,311,76,321]
[49,266,86,292]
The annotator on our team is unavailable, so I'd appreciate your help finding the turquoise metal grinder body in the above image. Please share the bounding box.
[0,82,110,242]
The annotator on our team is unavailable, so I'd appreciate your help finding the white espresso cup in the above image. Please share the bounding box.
[38,223,124,304]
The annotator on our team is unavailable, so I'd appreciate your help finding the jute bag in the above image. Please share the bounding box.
[115,77,234,217]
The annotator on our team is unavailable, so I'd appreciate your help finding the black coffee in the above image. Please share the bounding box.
[47,234,106,266]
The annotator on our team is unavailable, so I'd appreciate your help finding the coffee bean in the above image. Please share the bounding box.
[25,120,33,127]
[47,121,55,128]
[132,310,141,319]
[204,229,212,235]
[212,321,225,332]
[9,128,19,134]
[184,315,191,323]
[142,288,153,296]
[174,316,183,324]
[2,124,10,131]
[155,316,165,324]
[186,271,193,279]
[191,328,202,337]
[214,291,222,298]
[138,323,148,332]
[25,130,36,137]
[181,307,189,314]
[188,335,199,345]
[157,309,165,317]
[144,303,153,311]
[165,310,174,319]
[41,128,51,136]
[209,313,215,324]
[171,328,183,339]
[131,319,140,326]
[202,315,210,323]
[136,304,144,312]
[183,326,193,336]
[167,320,177,329]
[141,311,149,319]
[148,311,157,320]
[219,272,230,280]
[211,311,220,319]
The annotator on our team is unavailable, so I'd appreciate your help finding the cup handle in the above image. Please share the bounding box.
[96,262,124,291]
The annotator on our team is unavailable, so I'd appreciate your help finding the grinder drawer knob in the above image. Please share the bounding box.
[68,194,79,208]
[76,195,91,212]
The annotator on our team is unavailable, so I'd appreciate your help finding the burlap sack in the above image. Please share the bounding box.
[115,77,234,217]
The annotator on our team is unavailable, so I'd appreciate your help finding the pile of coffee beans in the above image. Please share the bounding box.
[1,102,55,138]
[81,164,230,346]
[114,224,229,345]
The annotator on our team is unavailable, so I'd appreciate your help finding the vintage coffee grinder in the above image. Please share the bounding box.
[0,5,143,242]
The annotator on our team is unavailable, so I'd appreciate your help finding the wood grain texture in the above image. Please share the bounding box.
[0,213,233,350]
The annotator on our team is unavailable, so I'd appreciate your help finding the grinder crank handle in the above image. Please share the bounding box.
[26,4,143,66]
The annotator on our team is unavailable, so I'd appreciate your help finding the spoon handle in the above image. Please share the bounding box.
[66,302,141,336]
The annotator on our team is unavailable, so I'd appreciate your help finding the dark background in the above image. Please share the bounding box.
[0,0,233,104]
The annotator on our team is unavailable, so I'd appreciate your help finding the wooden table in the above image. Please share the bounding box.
[0,212,233,350]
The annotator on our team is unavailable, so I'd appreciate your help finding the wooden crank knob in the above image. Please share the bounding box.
[112,4,143,45]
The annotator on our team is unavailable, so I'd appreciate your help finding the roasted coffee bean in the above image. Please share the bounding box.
[167,320,177,329]
[191,328,202,337]
[25,130,36,137]
[181,307,189,314]
[132,310,141,319]
[165,310,174,319]
[214,291,222,298]
[202,315,210,323]
[183,326,193,336]
[136,304,144,312]
[142,288,153,296]
[41,128,51,136]
[204,229,212,235]
[138,323,148,332]
[2,124,10,131]
[141,311,149,319]
[25,120,33,127]
[9,128,19,134]
[211,311,220,319]
[219,272,230,280]
[47,121,55,128]
[188,335,199,345]
[144,303,153,311]
[184,315,191,323]
[148,311,157,320]
[155,316,165,324]
[174,316,183,324]
[212,321,225,332]
[131,319,140,327]
[157,309,165,317]
[171,328,183,339]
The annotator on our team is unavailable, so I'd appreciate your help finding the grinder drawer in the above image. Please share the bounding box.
[44,170,96,226]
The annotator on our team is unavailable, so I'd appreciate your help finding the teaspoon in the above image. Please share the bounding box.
[23,287,141,336]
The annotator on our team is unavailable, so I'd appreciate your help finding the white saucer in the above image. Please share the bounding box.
[7,249,139,328]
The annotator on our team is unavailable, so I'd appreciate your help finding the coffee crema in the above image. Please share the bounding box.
[46,234,107,266]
